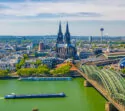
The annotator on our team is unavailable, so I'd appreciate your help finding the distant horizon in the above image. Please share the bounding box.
[0,35,124,37]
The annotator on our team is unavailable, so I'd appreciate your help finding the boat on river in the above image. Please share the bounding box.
[4,92,66,99]
[18,77,72,81]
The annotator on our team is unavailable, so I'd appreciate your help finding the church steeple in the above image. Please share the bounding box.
[59,21,62,33]
[66,22,69,33]
[57,21,63,44]
[64,22,71,44]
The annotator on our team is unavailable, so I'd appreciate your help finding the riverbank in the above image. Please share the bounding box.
[0,76,19,80]
[0,72,81,80]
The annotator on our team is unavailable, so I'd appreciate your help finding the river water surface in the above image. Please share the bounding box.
[0,78,106,111]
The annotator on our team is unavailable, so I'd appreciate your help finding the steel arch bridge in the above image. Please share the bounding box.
[80,65,125,110]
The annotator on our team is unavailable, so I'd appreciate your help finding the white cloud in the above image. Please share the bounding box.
[0,0,125,21]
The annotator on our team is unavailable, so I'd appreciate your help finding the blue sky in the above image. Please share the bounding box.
[0,0,125,36]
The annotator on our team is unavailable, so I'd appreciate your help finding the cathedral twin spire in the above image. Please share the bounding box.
[57,22,71,44]
[57,22,63,44]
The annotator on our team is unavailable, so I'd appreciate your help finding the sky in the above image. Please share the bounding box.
[0,0,125,36]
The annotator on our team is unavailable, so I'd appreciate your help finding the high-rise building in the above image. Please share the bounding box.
[38,42,44,52]
[56,22,78,59]
[89,36,92,43]
[89,36,92,49]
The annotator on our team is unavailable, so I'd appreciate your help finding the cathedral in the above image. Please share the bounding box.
[56,22,77,59]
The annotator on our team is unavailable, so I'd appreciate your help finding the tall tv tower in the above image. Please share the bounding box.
[100,27,104,43]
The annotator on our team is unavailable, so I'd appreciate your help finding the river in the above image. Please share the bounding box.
[0,78,106,111]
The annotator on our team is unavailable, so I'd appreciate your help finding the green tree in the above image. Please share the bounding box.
[17,68,37,77]
[37,65,50,75]
[0,69,8,77]
[35,59,41,67]
[16,58,25,71]
[98,66,103,69]
[121,69,125,74]
[17,65,50,77]
[23,54,28,60]
[51,64,71,76]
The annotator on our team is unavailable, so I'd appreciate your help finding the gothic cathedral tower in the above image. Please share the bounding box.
[57,22,63,44]
[64,22,71,44]
[56,21,78,59]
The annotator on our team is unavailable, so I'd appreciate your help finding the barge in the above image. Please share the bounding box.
[4,92,66,99]
[18,77,72,81]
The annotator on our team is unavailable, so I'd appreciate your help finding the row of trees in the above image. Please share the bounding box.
[0,69,9,77]
[51,64,71,76]
[17,63,71,77]
[17,65,50,77]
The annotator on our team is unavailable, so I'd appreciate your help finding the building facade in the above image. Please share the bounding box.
[56,22,77,59]
[38,42,44,52]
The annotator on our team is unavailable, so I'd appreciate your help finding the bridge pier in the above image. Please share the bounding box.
[84,80,92,87]
[105,102,118,111]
